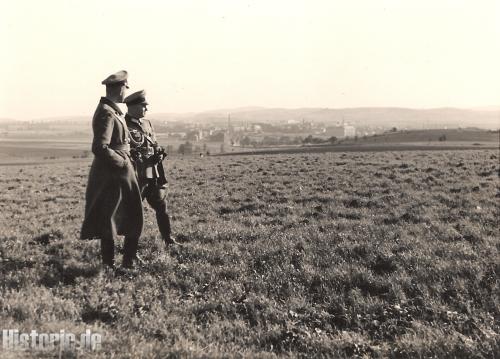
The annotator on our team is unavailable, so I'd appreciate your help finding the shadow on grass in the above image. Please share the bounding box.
[40,259,100,287]
[1,257,35,272]
[81,303,118,324]
[31,229,65,245]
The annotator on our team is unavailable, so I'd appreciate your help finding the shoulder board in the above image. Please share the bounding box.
[101,103,116,114]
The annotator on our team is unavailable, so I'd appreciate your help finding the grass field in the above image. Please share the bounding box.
[0,137,227,164]
[352,129,499,144]
[0,139,91,164]
[0,149,499,358]
[1,129,497,164]
[220,143,499,157]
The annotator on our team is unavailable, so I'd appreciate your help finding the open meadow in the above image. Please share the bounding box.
[0,149,498,358]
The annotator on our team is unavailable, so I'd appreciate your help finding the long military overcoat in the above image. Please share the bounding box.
[80,97,143,240]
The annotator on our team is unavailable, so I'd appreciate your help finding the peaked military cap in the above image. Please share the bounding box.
[101,70,129,87]
[124,90,149,106]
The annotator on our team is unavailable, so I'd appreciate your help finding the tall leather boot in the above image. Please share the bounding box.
[122,236,139,268]
[157,209,181,246]
[156,210,171,240]
[153,200,181,246]
[100,237,115,268]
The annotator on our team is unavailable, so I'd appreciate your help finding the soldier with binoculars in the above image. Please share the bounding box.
[124,90,180,248]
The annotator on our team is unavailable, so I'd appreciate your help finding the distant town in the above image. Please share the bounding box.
[0,106,498,156]
[160,116,359,152]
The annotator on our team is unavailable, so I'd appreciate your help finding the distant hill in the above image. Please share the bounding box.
[24,116,91,123]
[150,107,499,130]
[7,107,500,130]
[470,106,500,111]
[0,118,19,124]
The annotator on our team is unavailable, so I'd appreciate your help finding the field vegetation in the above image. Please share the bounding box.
[0,137,226,164]
[351,129,499,145]
[0,149,498,358]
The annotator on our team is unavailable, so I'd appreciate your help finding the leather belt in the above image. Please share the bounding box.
[110,144,130,152]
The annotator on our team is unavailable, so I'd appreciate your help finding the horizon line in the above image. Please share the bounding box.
[3,105,500,122]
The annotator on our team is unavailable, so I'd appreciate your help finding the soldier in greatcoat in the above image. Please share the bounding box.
[123,90,179,247]
[80,70,144,268]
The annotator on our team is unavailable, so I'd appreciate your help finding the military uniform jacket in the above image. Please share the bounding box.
[125,115,168,186]
[80,98,143,240]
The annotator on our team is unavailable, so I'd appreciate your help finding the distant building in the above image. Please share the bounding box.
[252,124,262,132]
[325,124,356,138]
[344,125,356,138]
[326,126,345,138]
[302,119,313,129]
[168,132,187,139]
[186,129,203,141]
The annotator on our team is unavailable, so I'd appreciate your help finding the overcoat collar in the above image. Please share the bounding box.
[100,97,124,115]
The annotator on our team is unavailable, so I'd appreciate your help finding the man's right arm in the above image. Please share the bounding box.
[91,111,128,168]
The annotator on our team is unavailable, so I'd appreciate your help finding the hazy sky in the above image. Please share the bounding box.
[1,0,499,120]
